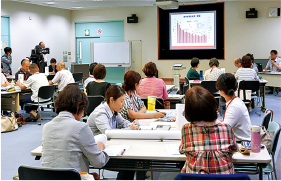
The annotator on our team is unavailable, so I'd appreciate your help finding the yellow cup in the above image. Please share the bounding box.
[147,96,157,111]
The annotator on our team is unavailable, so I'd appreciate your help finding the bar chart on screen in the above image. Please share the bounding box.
[170,11,216,50]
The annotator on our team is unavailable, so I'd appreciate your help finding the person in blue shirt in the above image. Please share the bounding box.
[186,57,200,80]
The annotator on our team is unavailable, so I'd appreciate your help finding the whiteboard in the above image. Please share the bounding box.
[90,42,131,67]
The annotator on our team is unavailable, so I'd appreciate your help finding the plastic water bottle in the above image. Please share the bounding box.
[251,125,261,152]
[11,79,15,87]
[200,70,203,81]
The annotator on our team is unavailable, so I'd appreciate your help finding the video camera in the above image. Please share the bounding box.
[30,44,50,73]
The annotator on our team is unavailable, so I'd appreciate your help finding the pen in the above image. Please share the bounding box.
[120,149,126,155]
[156,110,159,112]
[135,124,140,125]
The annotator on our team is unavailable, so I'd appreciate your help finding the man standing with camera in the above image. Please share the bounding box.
[39,41,48,66]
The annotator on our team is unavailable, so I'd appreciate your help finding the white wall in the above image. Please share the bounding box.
[71,1,281,78]
[1,1,72,75]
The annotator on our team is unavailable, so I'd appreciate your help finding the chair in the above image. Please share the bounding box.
[141,98,164,109]
[47,74,55,81]
[85,96,104,116]
[201,81,223,115]
[238,80,261,116]
[68,82,79,87]
[235,121,281,180]
[23,85,55,125]
[18,165,81,180]
[261,109,273,130]
[72,72,83,82]
[263,121,281,180]
[174,173,250,180]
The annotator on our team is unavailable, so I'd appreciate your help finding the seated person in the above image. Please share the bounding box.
[42,85,109,173]
[216,73,251,141]
[186,57,200,80]
[246,53,259,74]
[263,50,281,72]
[15,59,31,82]
[119,70,166,122]
[1,47,12,76]
[87,85,140,135]
[16,64,50,122]
[180,86,237,174]
[48,58,58,75]
[83,62,98,88]
[235,55,259,81]
[204,58,223,81]
[86,64,111,97]
[49,62,75,92]
[137,62,168,100]
[1,63,10,87]
[233,57,241,69]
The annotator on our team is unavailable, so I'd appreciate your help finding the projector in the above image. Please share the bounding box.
[156,0,179,10]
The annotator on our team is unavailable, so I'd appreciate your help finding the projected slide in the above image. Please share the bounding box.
[170,11,216,50]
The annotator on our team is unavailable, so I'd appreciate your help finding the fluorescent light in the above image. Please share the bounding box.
[43,1,58,5]
[71,6,83,9]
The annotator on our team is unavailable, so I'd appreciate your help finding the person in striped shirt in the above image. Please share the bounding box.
[204,58,223,81]
[235,55,259,81]
[180,86,238,174]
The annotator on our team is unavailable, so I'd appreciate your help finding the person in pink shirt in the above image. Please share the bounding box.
[137,62,168,100]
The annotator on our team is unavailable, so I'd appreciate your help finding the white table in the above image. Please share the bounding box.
[259,72,281,87]
[31,139,270,180]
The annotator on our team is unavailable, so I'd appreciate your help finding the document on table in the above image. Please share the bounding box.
[165,144,181,155]
[104,145,131,156]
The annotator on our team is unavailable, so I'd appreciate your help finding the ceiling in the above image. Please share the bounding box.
[5,0,281,10]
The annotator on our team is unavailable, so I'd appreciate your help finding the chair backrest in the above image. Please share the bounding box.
[141,98,164,109]
[201,81,218,94]
[238,80,260,102]
[174,173,251,180]
[68,82,79,87]
[38,85,55,100]
[185,76,189,86]
[18,165,81,180]
[86,95,104,116]
[267,121,281,155]
[261,110,273,130]
[47,74,55,81]
[72,72,83,82]
[183,85,189,95]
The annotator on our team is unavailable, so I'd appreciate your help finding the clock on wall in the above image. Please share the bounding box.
[269,8,280,18]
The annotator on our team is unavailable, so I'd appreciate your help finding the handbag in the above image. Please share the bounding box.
[1,113,18,133]
[260,126,274,153]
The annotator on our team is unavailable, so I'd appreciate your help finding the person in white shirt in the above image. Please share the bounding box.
[83,62,98,88]
[16,63,49,122]
[216,73,251,142]
[49,62,75,92]
[1,63,10,87]
[204,58,223,81]
[235,55,259,81]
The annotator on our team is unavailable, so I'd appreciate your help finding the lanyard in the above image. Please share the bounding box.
[223,96,237,121]
[210,67,214,73]
[89,75,94,78]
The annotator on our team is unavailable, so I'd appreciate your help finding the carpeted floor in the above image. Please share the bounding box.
[1,92,281,180]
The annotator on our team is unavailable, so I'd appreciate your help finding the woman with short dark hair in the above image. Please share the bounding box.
[42,85,109,172]
[137,62,168,100]
[86,64,111,97]
[216,73,251,141]
[235,55,259,81]
[87,85,140,135]
[119,70,166,122]
[180,86,238,174]
[204,58,223,80]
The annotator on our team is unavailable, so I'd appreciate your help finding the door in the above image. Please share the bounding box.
[1,16,10,57]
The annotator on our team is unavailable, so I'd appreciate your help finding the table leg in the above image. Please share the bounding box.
[136,171,146,180]
[259,164,263,180]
